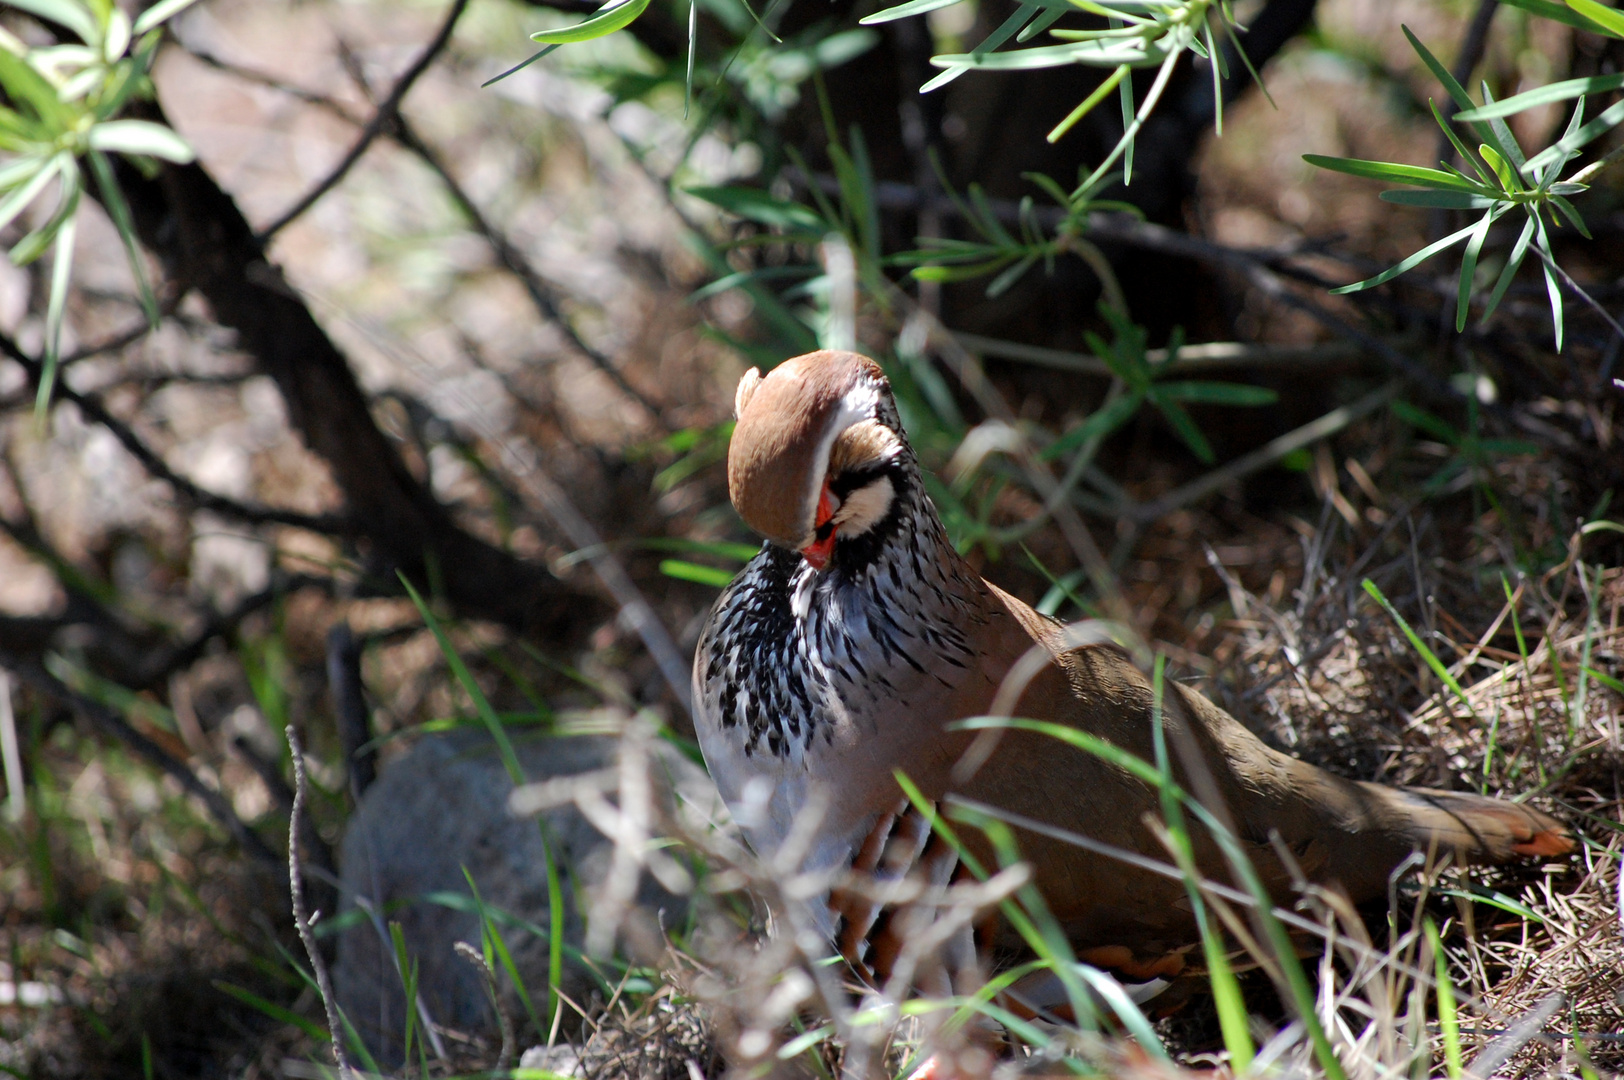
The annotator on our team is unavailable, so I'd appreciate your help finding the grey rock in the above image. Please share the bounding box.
[519,1043,584,1075]
[332,727,714,1063]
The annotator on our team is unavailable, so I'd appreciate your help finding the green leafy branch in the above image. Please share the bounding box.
[864,0,1263,191]
[0,0,200,410]
[1306,13,1624,351]
[892,168,1139,304]
[1042,303,1276,467]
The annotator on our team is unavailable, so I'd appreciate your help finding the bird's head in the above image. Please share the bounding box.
[727,350,911,571]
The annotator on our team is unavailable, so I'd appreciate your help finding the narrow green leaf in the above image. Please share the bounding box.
[685,185,826,231]
[1425,919,1464,1080]
[931,37,1164,72]
[36,197,78,412]
[398,573,525,785]
[1480,84,1528,172]
[481,44,561,87]
[0,154,63,236]
[1497,0,1609,31]
[212,981,331,1043]
[0,50,74,127]
[1433,884,1546,923]
[6,0,98,45]
[1048,63,1129,143]
[1533,216,1564,351]
[1041,390,1144,459]
[1477,143,1515,190]
[88,149,158,324]
[1549,194,1591,237]
[1302,153,1480,192]
[1015,5,1065,43]
[86,119,196,162]
[918,1,1047,90]
[132,0,204,35]
[1456,209,1495,331]
[1567,0,1624,37]
[1455,72,1624,120]
[658,559,735,587]
[464,867,545,1036]
[1392,400,1460,443]
[1154,381,1278,406]
[1404,25,1527,169]
[1481,214,1537,324]
[1379,189,1497,209]
[1330,220,1479,294]
[985,252,1038,297]
[1431,99,1495,186]
[1524,97,1624,175]
[531,0,653,45]
[1403,25,1479,116]
[1151,395,1214,463]
[859,0,964,26]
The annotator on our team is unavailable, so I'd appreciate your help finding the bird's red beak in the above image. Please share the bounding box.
[801,483,837,570]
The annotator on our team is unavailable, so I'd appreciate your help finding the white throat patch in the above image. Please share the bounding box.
[834,475,896,538]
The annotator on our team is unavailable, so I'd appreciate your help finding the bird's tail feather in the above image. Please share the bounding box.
[1375,784,1575,861]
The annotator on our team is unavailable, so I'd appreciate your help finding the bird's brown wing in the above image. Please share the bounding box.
[942,583,1573,954]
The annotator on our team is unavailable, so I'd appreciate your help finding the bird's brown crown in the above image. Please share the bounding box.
[728,350,890,548]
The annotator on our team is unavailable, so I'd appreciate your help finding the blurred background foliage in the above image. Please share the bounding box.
[0,0,1620,1074]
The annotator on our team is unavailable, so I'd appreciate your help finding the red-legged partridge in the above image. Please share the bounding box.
[693,349,1573,1001]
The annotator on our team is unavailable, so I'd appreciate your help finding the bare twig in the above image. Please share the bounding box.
[456,940,516,1071]
[1531,244,1624,349]
[388,116,665,423]
[287,723,356,1079]
[953,331,1366,376]
[256,0,471,241]
[133,574,335,691]
[177,42,662,420]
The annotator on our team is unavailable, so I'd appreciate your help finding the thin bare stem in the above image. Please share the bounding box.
[287,724,355,1079]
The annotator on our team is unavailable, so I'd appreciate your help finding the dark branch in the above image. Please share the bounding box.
[105,102,605,639]
[0,331,346,533]
[132,574,336,691]
[327,621,377,800]
[255,0,471,241]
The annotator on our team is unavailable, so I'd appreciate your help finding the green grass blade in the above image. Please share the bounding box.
[659,559,735,587]
[1425,919,1464,1079]
[1147,655,1254,1071]
[1362,578,1482,723]
[464,866,545,1037]
[213,980,330,1043]
[399,572,524,784]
